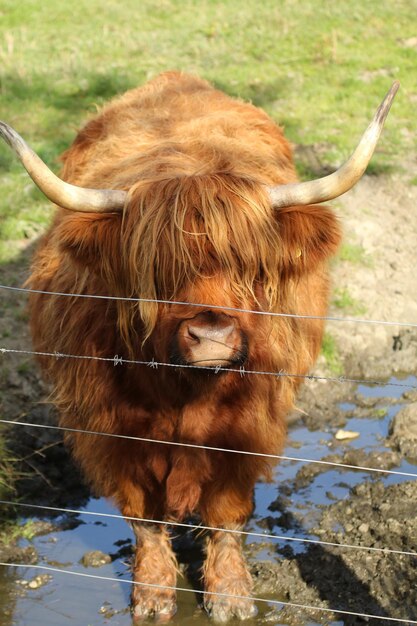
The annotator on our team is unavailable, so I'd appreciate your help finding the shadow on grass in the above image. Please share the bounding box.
[212,76,288,109]
[1,69,136,114]
[0,69,137,172]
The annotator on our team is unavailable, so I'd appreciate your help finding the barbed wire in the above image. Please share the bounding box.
[1,498,416,558]
[1,283,417,329]
[1,346,417,391]
[1,417,416,479]
[1,562,415,624]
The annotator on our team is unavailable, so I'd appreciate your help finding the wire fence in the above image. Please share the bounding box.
[1,498,416,558]
[1,417,416,479]
[1,280,417,624]
[2,282,417,329]
[1,346,417,392]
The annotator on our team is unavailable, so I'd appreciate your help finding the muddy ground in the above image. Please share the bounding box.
[0,168,417,625]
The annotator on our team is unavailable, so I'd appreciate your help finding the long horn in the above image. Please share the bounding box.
[0,122,127,213]
[268,81,400,209]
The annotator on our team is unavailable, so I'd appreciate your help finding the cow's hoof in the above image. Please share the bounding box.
[205,596,257,622]
[132,589,177,622]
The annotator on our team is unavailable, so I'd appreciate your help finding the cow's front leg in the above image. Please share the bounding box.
[203,529,257,622]
[131,522,178,622]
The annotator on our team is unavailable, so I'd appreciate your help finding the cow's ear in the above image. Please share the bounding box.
[276,205,341,275]
[54,213,122,270]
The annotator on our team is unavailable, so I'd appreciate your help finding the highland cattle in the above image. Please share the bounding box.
[0,73,398,621]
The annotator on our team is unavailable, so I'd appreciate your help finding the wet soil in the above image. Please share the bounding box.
[0,170,416,625]
[250,381,417,625]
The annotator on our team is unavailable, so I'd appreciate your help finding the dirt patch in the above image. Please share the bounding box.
[326,172,417,378]
[252,478,417,625]
[388,402,417,457]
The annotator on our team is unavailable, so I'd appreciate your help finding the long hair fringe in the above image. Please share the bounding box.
[120,171,283,341]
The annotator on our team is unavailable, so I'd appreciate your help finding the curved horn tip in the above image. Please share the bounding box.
[0,121,29,155]
[0,120,127,213]
[267,81,400,210]
[0,121,16,148]
[376,81,400,125]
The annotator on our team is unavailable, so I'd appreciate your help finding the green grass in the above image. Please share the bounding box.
[321,332,343,375]
[332,287,367,315]
[0,1,415,256]
[0,518,38,543]
[337,242,373,266]
[0,516,42,554]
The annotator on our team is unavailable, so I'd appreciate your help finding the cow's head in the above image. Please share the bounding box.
[115,172,342,370]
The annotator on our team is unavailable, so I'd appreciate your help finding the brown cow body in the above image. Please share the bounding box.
[27,72,341,621]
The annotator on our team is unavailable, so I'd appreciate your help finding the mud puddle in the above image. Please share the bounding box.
[1,375,416,626]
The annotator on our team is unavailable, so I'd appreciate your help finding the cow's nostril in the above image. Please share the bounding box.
[187,328,200,343]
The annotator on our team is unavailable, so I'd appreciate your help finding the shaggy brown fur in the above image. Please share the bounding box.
[27,72,341,621]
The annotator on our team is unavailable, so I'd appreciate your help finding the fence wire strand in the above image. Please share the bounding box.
[1,346,417,391]
[1,498,416,558]
[1,417,417,479]
[1,561,416,624]
[1,282,417,329]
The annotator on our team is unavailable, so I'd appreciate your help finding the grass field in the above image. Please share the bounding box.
[0,0,416,262]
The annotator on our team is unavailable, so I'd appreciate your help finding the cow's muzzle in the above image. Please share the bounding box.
[172,311,247,369]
